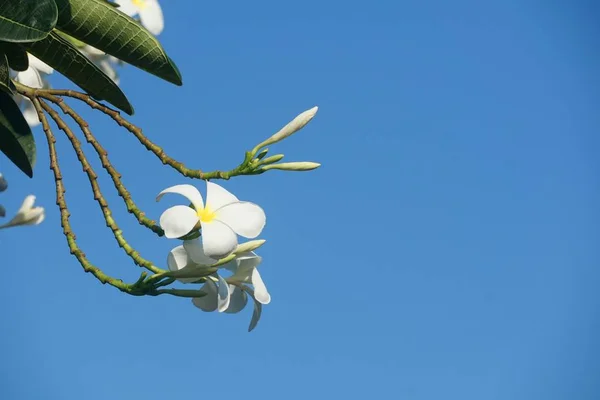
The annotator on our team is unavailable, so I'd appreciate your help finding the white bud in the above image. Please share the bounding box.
[261,162,321,172]
[234,240,266,254]
[253,106,318,152]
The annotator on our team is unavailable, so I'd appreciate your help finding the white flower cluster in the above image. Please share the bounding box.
[158,181,270,331]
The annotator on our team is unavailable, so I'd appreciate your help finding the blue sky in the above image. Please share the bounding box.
[1,1,598,399]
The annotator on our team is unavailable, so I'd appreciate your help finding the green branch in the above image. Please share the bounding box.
[38,99,165,275]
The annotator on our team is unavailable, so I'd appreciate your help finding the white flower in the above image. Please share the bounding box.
[0,195,45,229]
[13,55,53,127]
[167,244,215,283]
[224,251,271,305]
[116,0,164,35]
[79,45,120,84]
[157,182,266,259]
[168,242,269,331]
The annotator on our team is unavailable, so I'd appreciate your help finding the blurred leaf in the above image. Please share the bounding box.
[0,0,58,42]
[2,43,28,71]
[0,91,35,177]
[25,32,134,115]
[54,0,182,85]
[0,53,15,94]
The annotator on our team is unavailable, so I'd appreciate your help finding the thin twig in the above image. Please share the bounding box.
[37,89,255,180]
[38,99,165,275]
[31,97,134,294]
[40,93,164,236]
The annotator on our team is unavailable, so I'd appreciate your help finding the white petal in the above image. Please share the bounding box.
[215,202,266,238]
[115,0,138,16]
[139,0,164,35]
[217,275,230,312]
[248,299,263,332]
[21,100,40,127]
[15,67,43,88]
[251,268,271,305]
[191,280,218,312]
[159,205,198,238]
[206,181,238,211]
[31,211,45,225]
[167,245,188,271]
[27,54,53,75]
[227,252,262,282]
[183,239,217,265]
[18,195,35,213]
[156,184,204,211]
[201,220,238,259]
[224,285,248,314]
[167,245,199,283]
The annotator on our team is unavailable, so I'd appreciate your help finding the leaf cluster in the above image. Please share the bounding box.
[0,0,181,177]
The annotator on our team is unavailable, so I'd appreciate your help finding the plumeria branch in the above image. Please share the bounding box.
[26,94,206,299]
[31,96,134,294]
[37,98,165,275]
[39,92,164,236]
[17,86,320,181]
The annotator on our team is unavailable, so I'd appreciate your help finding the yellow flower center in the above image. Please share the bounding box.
[132,0,148,9]
[197,207,216,223]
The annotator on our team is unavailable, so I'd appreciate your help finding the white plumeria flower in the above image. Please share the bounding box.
[223,251,271,305]
[157,182,266,259]
[79,45,120,84]
[170,239,270,304]
[116,0,164,35]
[168,241,269,330]
[0,195,45,229]
[167,244,215,283]
[13,55,53,127]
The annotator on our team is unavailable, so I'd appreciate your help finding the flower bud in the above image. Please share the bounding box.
[234,240,266,254]
[257,154,284,165]
[255,148,269,160]
[261,162,321,172]
[253,106,318,152]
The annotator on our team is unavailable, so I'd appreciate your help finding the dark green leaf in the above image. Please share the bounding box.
[0,0,58,42]
[0,91,35,177]
[1,43,28,71]
[0,53,14,94]
[54,0,182,85]
[25,32,134,115]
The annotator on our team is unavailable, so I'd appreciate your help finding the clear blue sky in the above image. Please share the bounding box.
[1,1,598,399]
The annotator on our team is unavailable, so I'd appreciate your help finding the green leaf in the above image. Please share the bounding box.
[0,53,15,94]
[0,91,35,177]
[54,0,182,85]
[0,0,58,43]
[1,43,28,71]
[25,32,134,115]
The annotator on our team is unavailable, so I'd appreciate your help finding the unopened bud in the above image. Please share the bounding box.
[261,162,321,172]
[253,106,318,152]
[234,239,266,254]
[255,148,269,160]
[257,154,284,165]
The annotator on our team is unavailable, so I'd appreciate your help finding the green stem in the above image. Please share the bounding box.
[34,88,256,180]
[38,99,165,275]
[39,92,164,236]
[31,97,134,294]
